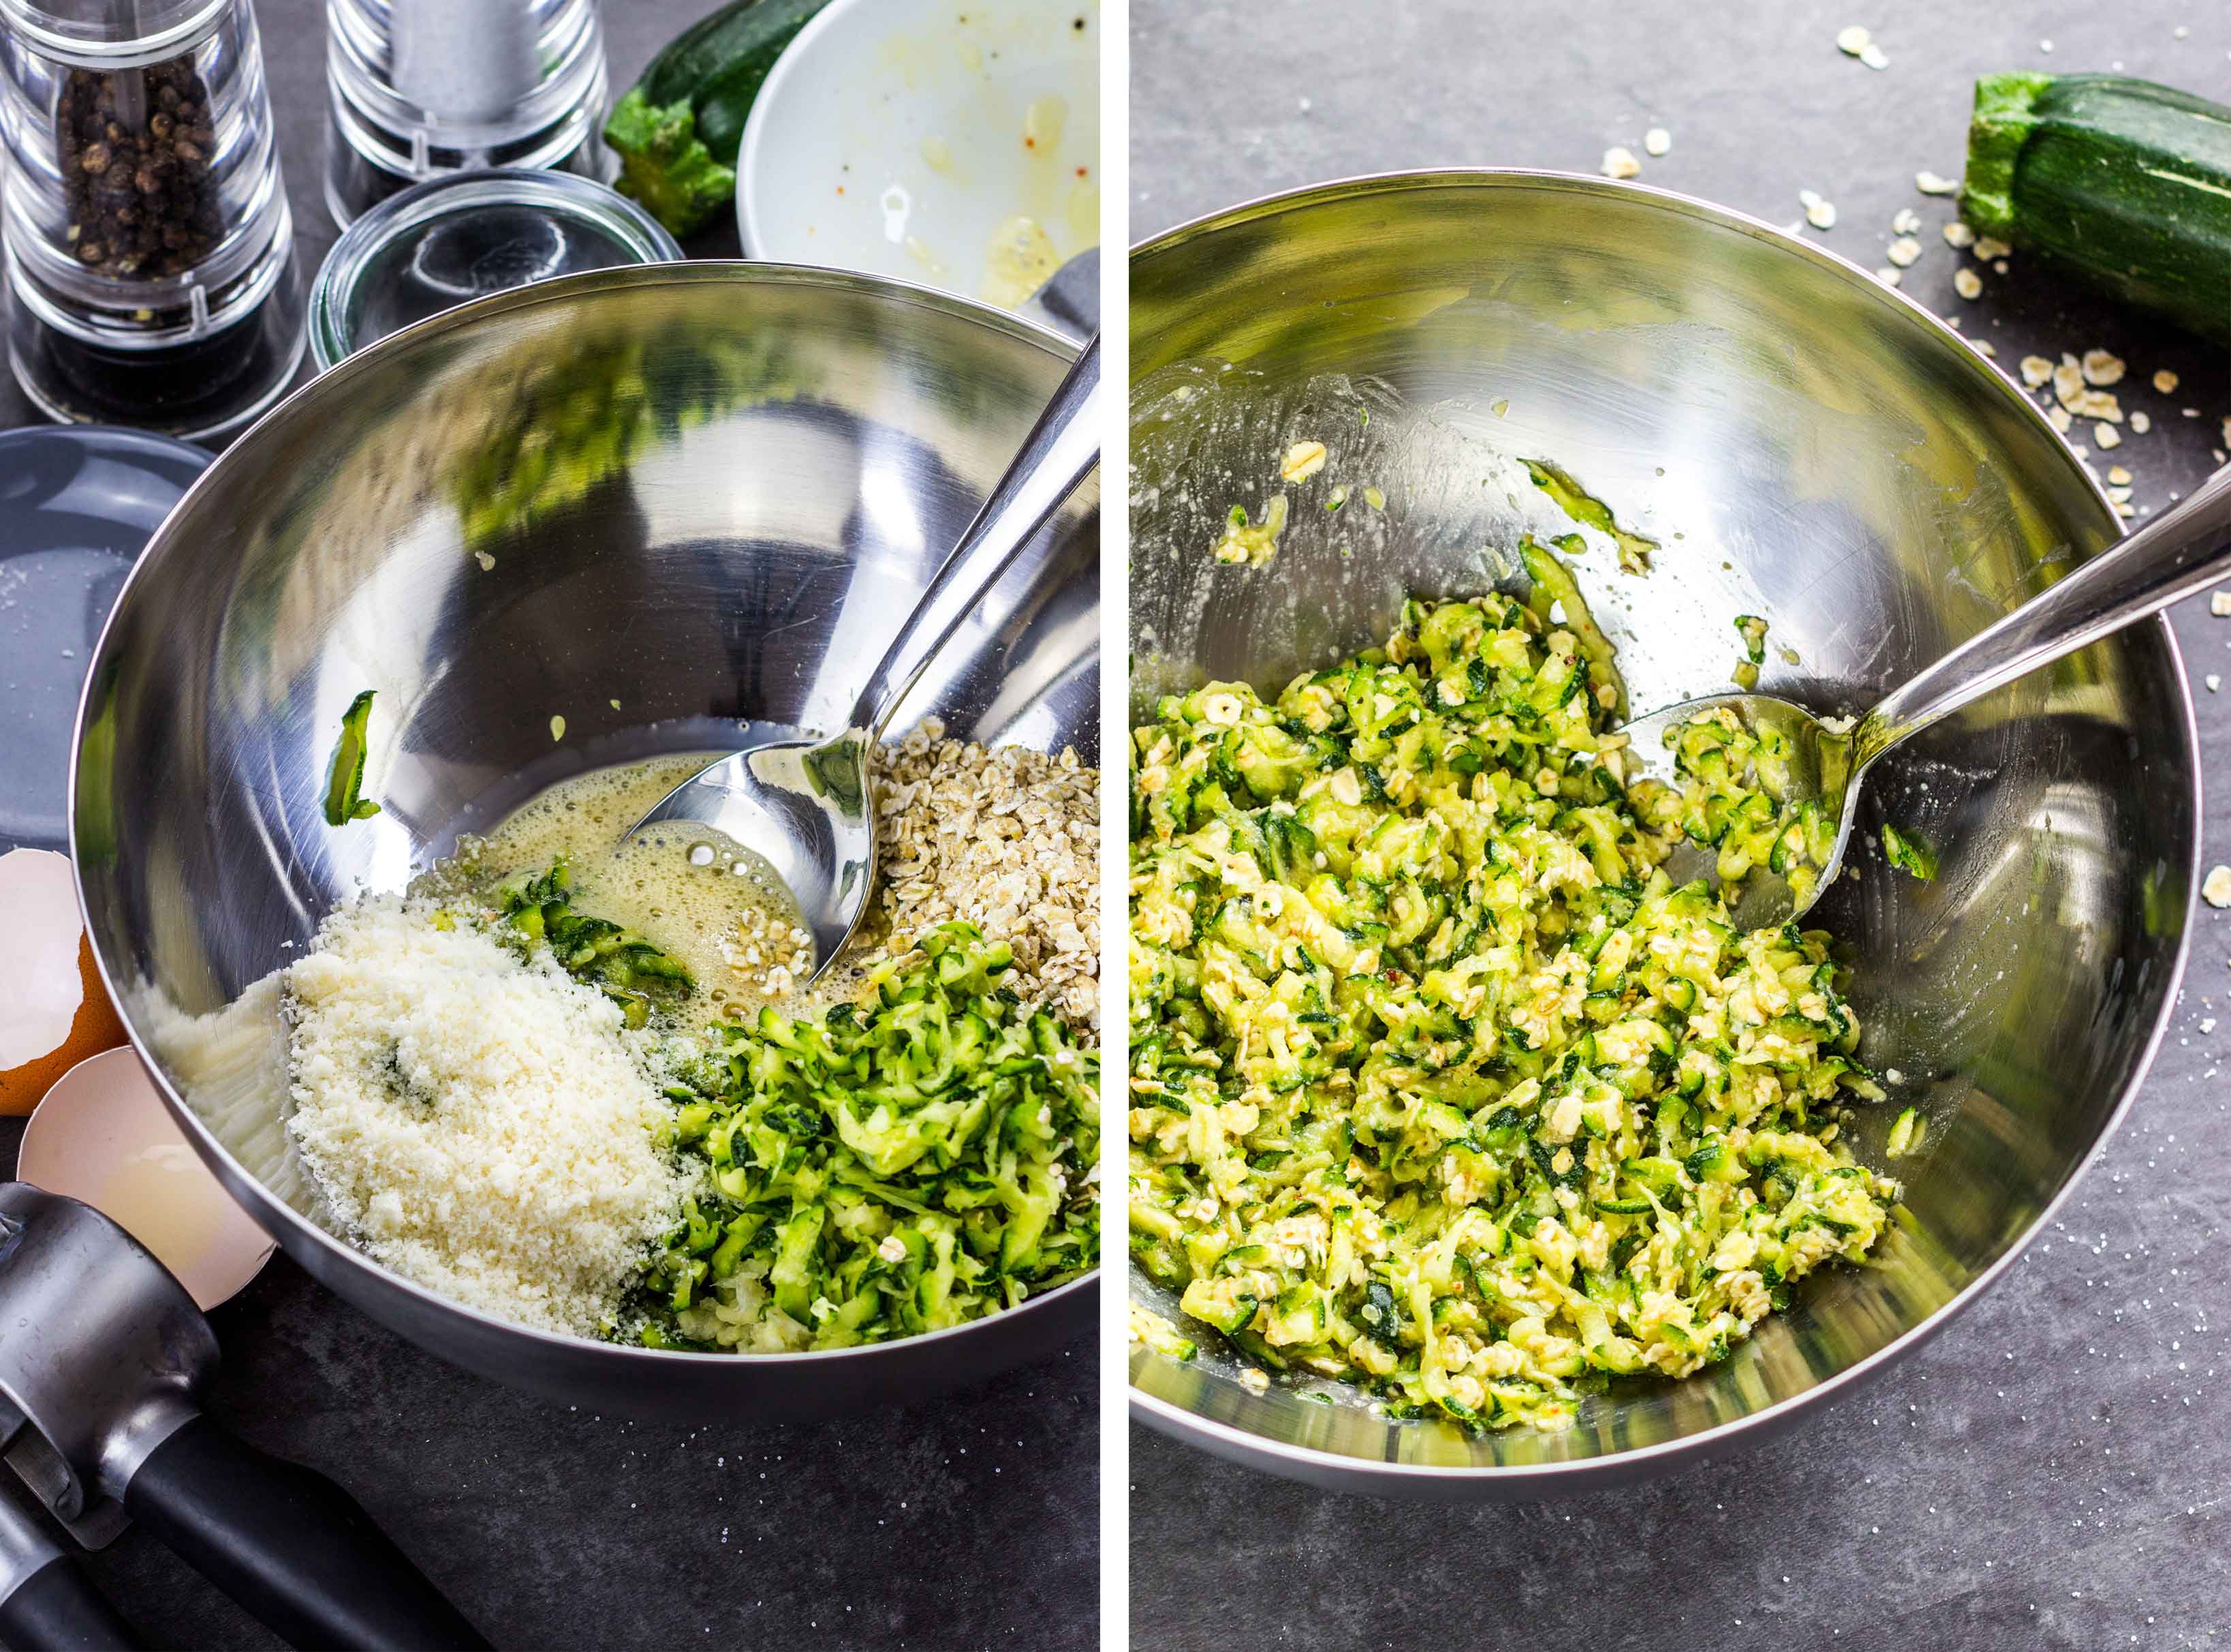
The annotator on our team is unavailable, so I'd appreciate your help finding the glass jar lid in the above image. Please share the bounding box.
[307,168,679,370]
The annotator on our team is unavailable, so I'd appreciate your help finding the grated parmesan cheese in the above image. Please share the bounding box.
[283,898,693,1337]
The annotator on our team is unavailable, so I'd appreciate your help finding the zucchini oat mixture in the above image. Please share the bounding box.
[1129,573,1895,1432]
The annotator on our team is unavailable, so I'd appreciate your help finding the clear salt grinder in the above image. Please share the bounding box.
[0,0,305,438]
[324,0,612,228]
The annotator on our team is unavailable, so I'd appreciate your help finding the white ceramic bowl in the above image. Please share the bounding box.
[738,0,1099,315]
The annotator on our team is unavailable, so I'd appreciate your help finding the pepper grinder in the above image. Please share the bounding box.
[0,0,305,439]
[324,0,612,228]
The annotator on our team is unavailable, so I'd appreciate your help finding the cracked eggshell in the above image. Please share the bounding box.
[0,847,127,1113]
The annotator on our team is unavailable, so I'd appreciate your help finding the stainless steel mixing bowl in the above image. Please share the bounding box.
[1128,171,2198,1496]
[72,262,1097,1422]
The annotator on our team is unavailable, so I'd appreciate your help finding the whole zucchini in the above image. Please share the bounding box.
[1961,72,2231,343]
[605,0,832,238]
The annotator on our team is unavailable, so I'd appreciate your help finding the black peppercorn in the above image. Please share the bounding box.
[52,56,219,279]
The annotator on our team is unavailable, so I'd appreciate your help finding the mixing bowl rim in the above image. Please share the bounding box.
[1125,166,2204,1484]
[68,258,1097,1369]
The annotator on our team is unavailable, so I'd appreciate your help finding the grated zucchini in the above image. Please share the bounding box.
[1129,573,1897,1432]
[1881,824,1939,882]
[634,923,1099,1350]
[322,690,381,827]
[494,860,694,1028]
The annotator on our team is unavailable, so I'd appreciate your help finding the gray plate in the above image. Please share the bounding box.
[0,426,208,854]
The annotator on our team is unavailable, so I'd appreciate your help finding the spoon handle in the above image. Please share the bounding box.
[847,334,1102,736]
[1861,461,2231,762]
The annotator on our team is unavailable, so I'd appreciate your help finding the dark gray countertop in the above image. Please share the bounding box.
[0,3,1095,1649]
[1130,3,2231,1649]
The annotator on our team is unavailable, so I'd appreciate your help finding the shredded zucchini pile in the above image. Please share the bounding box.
[1129,581,1895,1432]
[636,924,1100,1351]
[494,862,693,1028]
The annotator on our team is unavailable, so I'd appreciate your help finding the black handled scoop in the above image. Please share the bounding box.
[0,1184,488,1651]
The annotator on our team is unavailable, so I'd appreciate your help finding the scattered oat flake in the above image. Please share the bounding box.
[2095,422,2122,450]
[1916,170,1959,196]
[2019,355,2054,388]
[2046,405,2073,433]
[2212,591,2231,617]
[2055,361,2122,420]
[1602,146,1641,179]
[2040,38,2053,52]
[1952,267,1982,299]
[2154,369,2180,394]
[2131,410,2151,434]
[1800,189,1837,229]
[1644,127,1672,156]
[2108,465,2132,486]
[2205,866,2231,908]
[2210,675,2223,693]
[1973,236,2010,261]
[1972,339,1995,358]
[1892,208,1921,236]
[2080,349,2125,386]
[1280,440,1328,482]
[1860,42,1888,69]
[1943,221,1976,249]
[473,550,495,572]
[1873,266,1903,287]
[1836,24,1872,55]
[1886,236,1922,267]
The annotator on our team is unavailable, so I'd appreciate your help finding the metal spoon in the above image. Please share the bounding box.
[1617,462,2231,930]
[624,334,1100,981]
